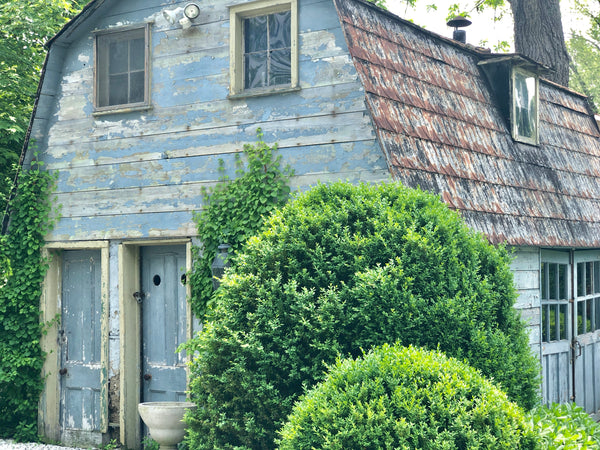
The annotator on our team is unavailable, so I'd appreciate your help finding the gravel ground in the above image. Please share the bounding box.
[0,441,87,450]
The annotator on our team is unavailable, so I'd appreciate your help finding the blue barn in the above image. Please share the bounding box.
[15,0,600,446]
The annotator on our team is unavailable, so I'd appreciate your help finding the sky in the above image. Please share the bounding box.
[384,0,592,52]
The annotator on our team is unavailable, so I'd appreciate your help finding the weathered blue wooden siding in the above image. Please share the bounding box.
[28,0,388,242]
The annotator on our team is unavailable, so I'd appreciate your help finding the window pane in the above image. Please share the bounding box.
[586,262,593,295]
[245,53,268,89]
[269,49,291,86]
[245,16,268,53]
[269,11,291,50]
[549,305,557,341]
[130,37,145,71]
[542,304,549,342]
[586,299,593,332]
[549,263,557,299]
[579,262,586,296]
[109,74,128,105]
[109,40,129,75]
[559,264,567,299]
[97,28,147,108]
[595,297,600,331]
[541,263,548,300]
[513,71,537,140]
[560,303,568,340]
[129,71,145,103]
[578,303,584,335]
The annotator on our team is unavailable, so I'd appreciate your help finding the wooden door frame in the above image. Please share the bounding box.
[40,241,110,444]
[119,239,192,450]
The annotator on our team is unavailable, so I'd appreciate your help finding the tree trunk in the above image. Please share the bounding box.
[508,0,570,86]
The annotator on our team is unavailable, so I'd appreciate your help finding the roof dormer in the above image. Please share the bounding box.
[478,55,549,146]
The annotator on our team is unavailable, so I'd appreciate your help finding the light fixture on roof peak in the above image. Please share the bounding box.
[446,15,472,44]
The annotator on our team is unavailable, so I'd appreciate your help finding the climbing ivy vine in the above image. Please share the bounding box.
[0,161,57,441]
[189,130,293,319]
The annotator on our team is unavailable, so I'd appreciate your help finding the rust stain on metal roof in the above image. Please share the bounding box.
[335,0,600,248]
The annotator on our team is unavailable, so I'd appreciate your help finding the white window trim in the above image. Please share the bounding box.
[229,0,299,97]
[93,23,152,114]
[511,66,539,146]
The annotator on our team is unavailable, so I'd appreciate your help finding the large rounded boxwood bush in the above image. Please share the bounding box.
[278,344,536,449]
[185,182,539,449]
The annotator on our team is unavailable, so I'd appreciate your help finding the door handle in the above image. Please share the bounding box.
[59,368,68,376]
[133,291,145,304]
[143,373,152,381]
[571,340,582,360]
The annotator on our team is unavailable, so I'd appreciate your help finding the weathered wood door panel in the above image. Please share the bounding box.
[541,251,572,405]
[60,250,103,443]
[141,245,187,402]
[573,253,600,415]
[542,250,600,416]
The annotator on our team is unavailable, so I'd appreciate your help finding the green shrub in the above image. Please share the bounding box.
[185,181,539,449]
[530,402,600,448]
[278,344,536,449]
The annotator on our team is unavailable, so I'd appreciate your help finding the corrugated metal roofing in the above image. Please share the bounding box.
[335,0,600,248]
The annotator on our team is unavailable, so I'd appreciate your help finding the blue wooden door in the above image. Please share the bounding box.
[141,245,187,402]
[60,250,103,441]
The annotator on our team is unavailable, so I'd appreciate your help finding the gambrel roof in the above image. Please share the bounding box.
[15,0,600,249]
[335,0,600,247]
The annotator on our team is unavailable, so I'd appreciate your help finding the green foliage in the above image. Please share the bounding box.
[189,129,293,318]
[0,0,90,212]
[567,4,600,114]
[142,436,160,450]
[278,344,537,449]
[185,181,539,449]
[366,0,388,9]
[0,162,57,441]
[529,402,600,449]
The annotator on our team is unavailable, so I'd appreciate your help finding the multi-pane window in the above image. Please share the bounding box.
[575,261,600,335]
[229,0,298,96]
[512,67,539,145]
[541,261,570,342]
[244,11,291,89]
[95,25,150,110]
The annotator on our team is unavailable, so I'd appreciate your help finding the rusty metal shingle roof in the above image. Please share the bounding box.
[335,0,600,247]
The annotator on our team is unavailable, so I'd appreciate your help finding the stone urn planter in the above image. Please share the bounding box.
[138,401,196,450]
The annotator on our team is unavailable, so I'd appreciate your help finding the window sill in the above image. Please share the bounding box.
[93,104,153,117]
[512,134,539,146]
[228,85,301,100]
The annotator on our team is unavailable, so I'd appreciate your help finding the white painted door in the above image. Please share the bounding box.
[59,250,103,445]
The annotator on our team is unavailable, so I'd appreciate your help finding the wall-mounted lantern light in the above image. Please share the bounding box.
[211,243,231,290]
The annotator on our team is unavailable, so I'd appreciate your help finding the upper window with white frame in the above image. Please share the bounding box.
[229,0,298,97]
[511,67,539,145]
[94,24,151,111]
